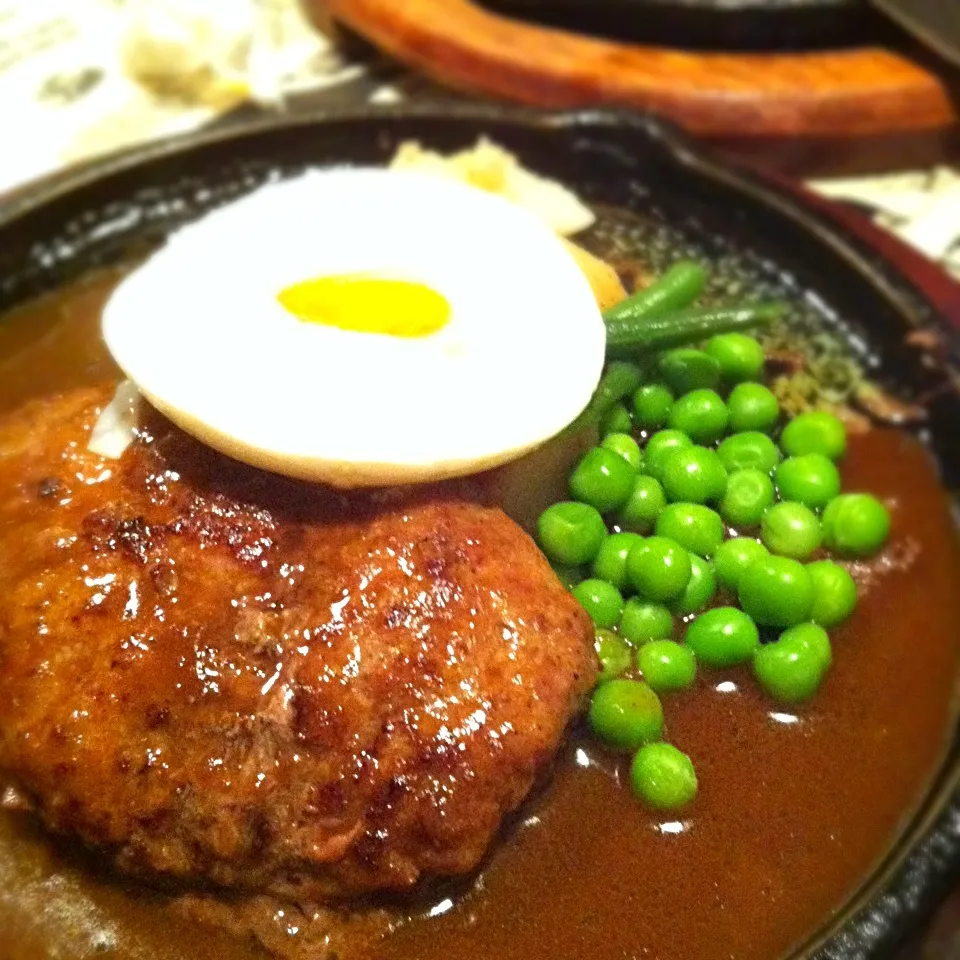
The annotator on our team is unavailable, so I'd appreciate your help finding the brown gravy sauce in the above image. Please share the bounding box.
[1,271,960,960]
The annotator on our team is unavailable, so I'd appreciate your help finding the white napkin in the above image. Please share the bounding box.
[807,169,960,279]
[0,0,361,195]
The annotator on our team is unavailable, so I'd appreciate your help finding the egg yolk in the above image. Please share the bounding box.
[278,274,450,337]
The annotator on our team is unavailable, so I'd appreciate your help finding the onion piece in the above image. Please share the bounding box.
[88,380,142,459]
[389,138,596,236]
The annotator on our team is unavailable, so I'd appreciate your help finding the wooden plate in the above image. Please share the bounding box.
[312,0,959,138]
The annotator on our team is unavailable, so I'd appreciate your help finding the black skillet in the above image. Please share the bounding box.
[2,104,960,959]
[477,0,866,50]
[479,0,960,64]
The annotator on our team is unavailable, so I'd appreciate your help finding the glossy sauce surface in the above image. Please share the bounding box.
[1,272,960,960]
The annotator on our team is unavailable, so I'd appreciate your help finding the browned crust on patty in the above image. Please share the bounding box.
[0,387,595,899]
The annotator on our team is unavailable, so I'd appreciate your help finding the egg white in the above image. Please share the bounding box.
[102,168,606,487]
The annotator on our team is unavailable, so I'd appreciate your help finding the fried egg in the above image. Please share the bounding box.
[102,168,605,488]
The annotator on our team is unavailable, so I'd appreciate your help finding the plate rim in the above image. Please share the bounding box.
[1,103,948,343]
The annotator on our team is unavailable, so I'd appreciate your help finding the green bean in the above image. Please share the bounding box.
[603,262,708,325]
[568,361,645,433]
[587,361,645,413]
[605,302,787,358]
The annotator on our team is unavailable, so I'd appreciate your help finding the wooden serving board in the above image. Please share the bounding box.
[312,0,959,139]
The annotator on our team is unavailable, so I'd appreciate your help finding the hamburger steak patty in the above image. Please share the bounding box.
[0,387,595,899]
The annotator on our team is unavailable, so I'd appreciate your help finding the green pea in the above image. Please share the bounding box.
[685,607,759,668]
[550,562,584,591]
[630,742,698,809]
[788,621,833,672]
[807,559,857,628]
[727,383,780,434]
[668,389,730,445]
[717,431,782,474]
[821,493,891,557]
[592,532,644,590]
[775,454,841,510]
[600,402,633,438]
[570,447,637,513]
[656,503,725,558]
[626,536,692,601]
[705,333,765,383]
[617,475,667,534]
[573,578,625,629]
[620,598,674,645]
[761,502,822,560]
[713,537,768,592]
[738,554,814,627]
[632,384,674,431]
[595,628,632,684]
[753,624,832,703]
[538,502,607,566]
[719,468,775,528]
[589,679,664,750]
[643,430,694,482]
[637,640,697,693]
[601,432,643,472]
[657,349,721,394]
[661,445,727,504]
[781,410,847,460]
[670,554,716,615]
